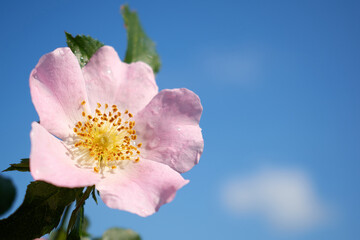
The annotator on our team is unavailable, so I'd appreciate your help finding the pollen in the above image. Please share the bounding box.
[73,101,141,173]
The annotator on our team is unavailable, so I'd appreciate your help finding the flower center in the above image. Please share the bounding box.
[72,101,141,173]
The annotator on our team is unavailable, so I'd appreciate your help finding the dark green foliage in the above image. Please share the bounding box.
[0,181,82,240]
[0,175,16,215]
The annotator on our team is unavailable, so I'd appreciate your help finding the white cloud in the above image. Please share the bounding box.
[201,47,263,85]
[222,168,330,232]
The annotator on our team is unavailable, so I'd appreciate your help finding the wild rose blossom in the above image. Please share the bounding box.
[29,46,203,216]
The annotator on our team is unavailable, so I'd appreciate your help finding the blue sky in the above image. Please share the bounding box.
[1,0,360,239]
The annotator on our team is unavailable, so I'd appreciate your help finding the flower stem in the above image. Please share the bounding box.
[66,186,94,236]
[53,204,71,240]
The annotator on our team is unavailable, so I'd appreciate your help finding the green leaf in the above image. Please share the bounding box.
[65,32,104,68]
[3,158,30,172]
[121,4,161,74]
[101,228,142,240]
[0,181,82,240]
[0,175,16,216]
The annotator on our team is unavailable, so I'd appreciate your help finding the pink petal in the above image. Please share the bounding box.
[135,88,204,173]
[30,48,89,139]
[96,159,188,217]
[30,122,101,188]
[82,46,158,114]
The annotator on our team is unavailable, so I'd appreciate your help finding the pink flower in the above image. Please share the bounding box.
[29,46,203,217]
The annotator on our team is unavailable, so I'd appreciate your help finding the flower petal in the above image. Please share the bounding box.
[30,122,101,188]
[96,159,188,217]
[82,46,158,114]
[135,88,204,173]
[30,48,89,139]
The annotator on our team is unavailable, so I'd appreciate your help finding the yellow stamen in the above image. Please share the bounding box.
[73,101,142,173]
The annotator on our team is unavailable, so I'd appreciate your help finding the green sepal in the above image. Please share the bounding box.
[65,32,104,68]
[121,4,161,74]
[3,158,30,172]
[0,181,82,240]
[91,187,98,204]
